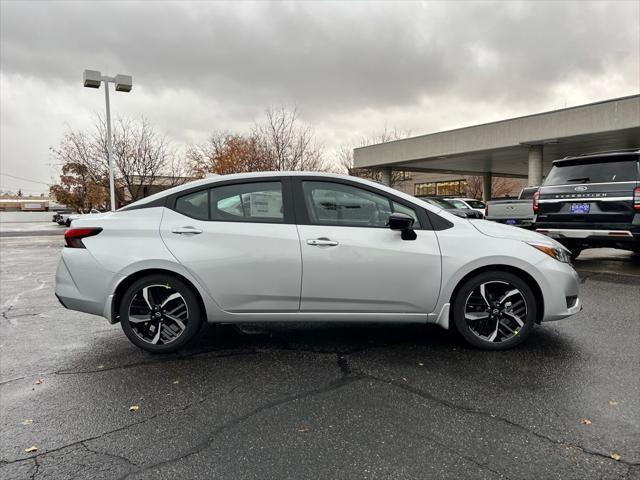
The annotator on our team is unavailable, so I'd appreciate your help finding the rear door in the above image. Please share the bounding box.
[537,155,639,226]
[293,178,442,314]
[160,178,302,312]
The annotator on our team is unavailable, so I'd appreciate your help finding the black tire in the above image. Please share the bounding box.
[452,270,537,350]
[119,274,203,353]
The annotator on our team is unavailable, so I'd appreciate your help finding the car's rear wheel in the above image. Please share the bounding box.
[119,274,203,353]
[452,271,537,350]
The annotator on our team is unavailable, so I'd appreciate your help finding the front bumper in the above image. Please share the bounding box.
[535,256,581,322]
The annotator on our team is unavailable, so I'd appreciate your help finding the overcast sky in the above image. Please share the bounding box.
[1,0,638,194]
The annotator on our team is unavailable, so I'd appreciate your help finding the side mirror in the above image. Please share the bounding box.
[388,213,417,240]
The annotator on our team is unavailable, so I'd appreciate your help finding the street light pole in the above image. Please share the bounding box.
[103,81,116,212]
[83,70,133,211]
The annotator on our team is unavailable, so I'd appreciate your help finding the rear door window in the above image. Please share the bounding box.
[544,159,638,185]
[210,182,284,223]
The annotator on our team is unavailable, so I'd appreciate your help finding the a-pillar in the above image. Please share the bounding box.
[482,172,492,202]
[527,144,543,187]
[380,167,392,186]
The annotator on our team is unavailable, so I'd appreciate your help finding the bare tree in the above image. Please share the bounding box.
[255,106,327,171]
[465,175,522,199]
[94,116,186,201]
[189,105,329,177]
[336,127,412,183]
[187,131,273,177]
[51,115,187,207]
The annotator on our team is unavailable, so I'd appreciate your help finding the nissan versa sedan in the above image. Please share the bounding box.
[55,172,581,353]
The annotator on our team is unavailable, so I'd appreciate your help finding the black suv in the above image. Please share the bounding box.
[533,150,640,259]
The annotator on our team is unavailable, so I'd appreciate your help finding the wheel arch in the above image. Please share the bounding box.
[448,265,544,324]
[110,268,208,324]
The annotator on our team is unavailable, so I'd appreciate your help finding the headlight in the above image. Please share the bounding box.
[527,242,572,264]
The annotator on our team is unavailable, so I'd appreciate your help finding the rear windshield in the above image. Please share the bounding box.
[544,158,638,186]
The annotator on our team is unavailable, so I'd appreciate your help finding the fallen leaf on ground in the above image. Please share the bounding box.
[21,419,33,425]
[611,452,621,461]
[579,418,592,425]
[417,362,424,367]
[297,427,310,433]
[34,379,43,385]
[129,405,139,412]
[24,446,38,453]
[98,365,104,369]
[173,380,179,384]
[608,400,618,406]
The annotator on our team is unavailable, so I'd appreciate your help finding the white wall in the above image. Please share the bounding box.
[0,211,54,223]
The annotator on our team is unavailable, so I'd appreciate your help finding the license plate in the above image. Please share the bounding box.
[570,203,590,214]
[506,219,517,225]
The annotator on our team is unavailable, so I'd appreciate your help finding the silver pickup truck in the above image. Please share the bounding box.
[485,187,538,228]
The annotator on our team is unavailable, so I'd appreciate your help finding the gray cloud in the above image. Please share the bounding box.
[1,0,638,192]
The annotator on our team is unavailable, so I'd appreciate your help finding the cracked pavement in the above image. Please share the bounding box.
[1,236,639,479]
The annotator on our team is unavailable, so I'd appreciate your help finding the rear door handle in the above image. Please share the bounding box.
[172,226,203,235]
[306,238,339,247]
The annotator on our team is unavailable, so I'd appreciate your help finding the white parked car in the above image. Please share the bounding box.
[447,198,486,215]
[55,172,580,353]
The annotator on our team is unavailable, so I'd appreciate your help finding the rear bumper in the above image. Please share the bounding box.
[55,250,122,320]
[534,227,639,249]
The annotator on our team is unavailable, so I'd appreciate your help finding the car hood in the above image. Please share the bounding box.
[471,220,564,248]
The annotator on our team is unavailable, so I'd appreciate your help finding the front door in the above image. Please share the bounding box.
[294,179,442,313]
[160,179,301,312]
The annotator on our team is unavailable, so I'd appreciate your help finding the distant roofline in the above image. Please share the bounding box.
[354,94,640,152]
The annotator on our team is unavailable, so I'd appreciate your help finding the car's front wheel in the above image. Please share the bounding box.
[119,274,203,353]
[452,271,537,350]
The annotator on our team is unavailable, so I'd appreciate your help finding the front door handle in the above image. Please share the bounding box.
[172,226,203,235]
[307,237,339,247]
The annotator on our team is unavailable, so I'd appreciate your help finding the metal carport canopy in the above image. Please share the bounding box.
[353,95,640,179]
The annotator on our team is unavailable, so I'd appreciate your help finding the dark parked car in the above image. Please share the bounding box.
[418,197,484,219]
[534,149,640,259]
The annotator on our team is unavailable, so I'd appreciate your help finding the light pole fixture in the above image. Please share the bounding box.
[83,69,133,211]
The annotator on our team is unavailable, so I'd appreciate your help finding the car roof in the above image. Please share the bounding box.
[120,171,467,224]
[121,171,423,209]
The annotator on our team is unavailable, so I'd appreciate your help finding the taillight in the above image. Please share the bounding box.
[64,228,102,248]
[634,187,640,212]
[533,191,540,213]
[484,205,488,217]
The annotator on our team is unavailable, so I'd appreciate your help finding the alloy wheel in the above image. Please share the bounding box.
[464,280,528,343]
[127,284,189,345]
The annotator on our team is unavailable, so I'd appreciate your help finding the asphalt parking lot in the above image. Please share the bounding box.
[1,234,639,480]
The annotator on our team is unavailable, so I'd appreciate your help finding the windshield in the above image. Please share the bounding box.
[544,158,638,185]
[446,199,468,209]
[464,200,485,208]
[425,198,455,209]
